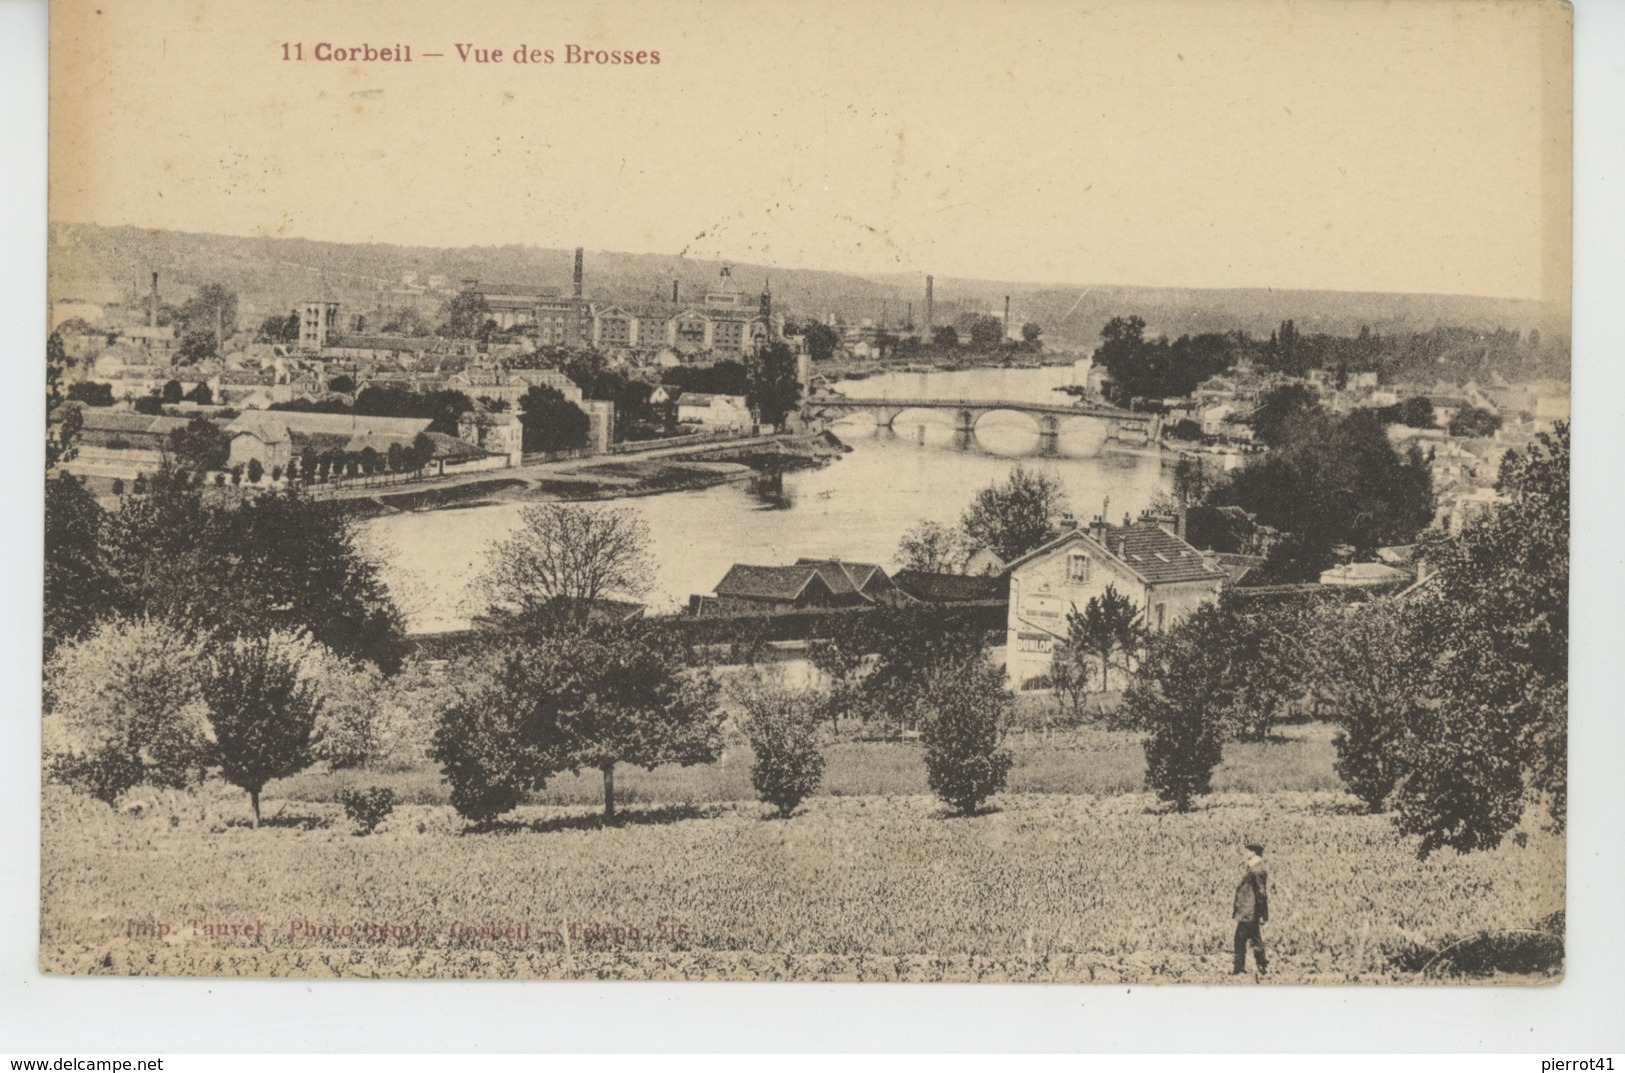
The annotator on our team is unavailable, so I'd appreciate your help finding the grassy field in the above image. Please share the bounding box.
[268,721,1343,809]
[40,783,1562,982]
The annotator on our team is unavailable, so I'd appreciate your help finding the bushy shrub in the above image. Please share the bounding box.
[918,656,1014,815]
[1125,607,1229,811]
[430,673,531,824]
[311,657,392,769]
[43,617,213,805]
[337,786,396,834]
[735,675,826,817]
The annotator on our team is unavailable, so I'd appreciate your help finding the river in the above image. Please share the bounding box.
[360,365,1173,632]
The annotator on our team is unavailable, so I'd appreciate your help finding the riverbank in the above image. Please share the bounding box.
[335,433,846,516]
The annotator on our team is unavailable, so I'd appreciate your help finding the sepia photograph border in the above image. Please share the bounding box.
[3,0,1623,1052]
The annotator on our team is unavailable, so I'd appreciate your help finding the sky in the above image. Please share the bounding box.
[50,0,1570,302]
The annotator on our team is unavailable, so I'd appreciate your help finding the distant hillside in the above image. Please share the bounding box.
[49,223,1560,350]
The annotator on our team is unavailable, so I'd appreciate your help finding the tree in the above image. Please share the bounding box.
[1125,597,1302,804]
[736,672,827,817]
[662,360,750,397]
[961,464,1068,563]
[246,458,265,484]
[186,381,214,405]
[807,635,866,731]
[380,307,432,337]
[801,321,840,363]
[1390,424,1568,854]
[932,326,959,348]
[517,385,591,453]
[1021,322,1043,346]
[430,647,548,823]
[169,416,231,473]
[1073,584,1144,692]
[748,341,802,427]
[1048,616,1095,722]
[175,328,219,365]
[474,504,654,629]
[439,290,490,338]
[66,382,114,407]
[847,603,992,736]
[51,404,84,469]
[258,311,300,343]
[918,654,1014,815]
[133,394,165,416]
[1210,409,1433,581]
[1377,396,1436,429]
[895,519,971,574]
[47,332,71,409]
[1126,605,1230,811]
[967,314,1005,351]
[161,379,185,404]
[1301,599,1423,812]
[328,374,356,394]
[309,655,391,769]
[1091,317,1238,402]
[203,632,327,827]
[352,385,475,435]
[100,473,408,671]
[1448,405,1503,438]
[439,625,723,821]
[178,283,239,347]
[44,617,213,805]
[45,476,115,660]
[1250,383,1321,448]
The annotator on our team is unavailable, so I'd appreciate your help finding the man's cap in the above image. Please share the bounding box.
[1244,840,1265,854]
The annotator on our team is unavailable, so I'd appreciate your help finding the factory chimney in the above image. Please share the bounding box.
[924,275,934,340]
[671,278,680,304]
[1003,295,1011,340]
[573,247,584,299]
[149,272,158,328]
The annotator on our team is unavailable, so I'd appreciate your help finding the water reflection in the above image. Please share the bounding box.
[363,366,1173,632]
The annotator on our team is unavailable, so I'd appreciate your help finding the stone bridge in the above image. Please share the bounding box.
[804,395,1162,451]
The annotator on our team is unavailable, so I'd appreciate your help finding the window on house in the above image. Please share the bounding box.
[1068,554,1090,583]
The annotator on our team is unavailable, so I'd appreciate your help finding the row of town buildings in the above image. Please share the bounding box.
[687,509,1423,690]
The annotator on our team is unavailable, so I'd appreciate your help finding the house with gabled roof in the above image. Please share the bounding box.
[1004,515,1227,688]
[694,558,905,615]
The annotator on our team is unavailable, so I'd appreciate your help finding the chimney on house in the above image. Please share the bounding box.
[573,247,584,299]
[149,272,158,328]
[1088,516,1109,543]
[1059,513,1079,531]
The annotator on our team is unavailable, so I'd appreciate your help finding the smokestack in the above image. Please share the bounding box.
[573,247,584,299]
[149,272,158,328]
[925,275,934,339]
[1003,295,1011,339]
[671,278,679,304]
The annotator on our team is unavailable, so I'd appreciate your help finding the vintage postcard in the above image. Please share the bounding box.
[42,0,1571,982]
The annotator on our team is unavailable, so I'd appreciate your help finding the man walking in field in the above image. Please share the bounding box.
[1231,840,1269,976]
